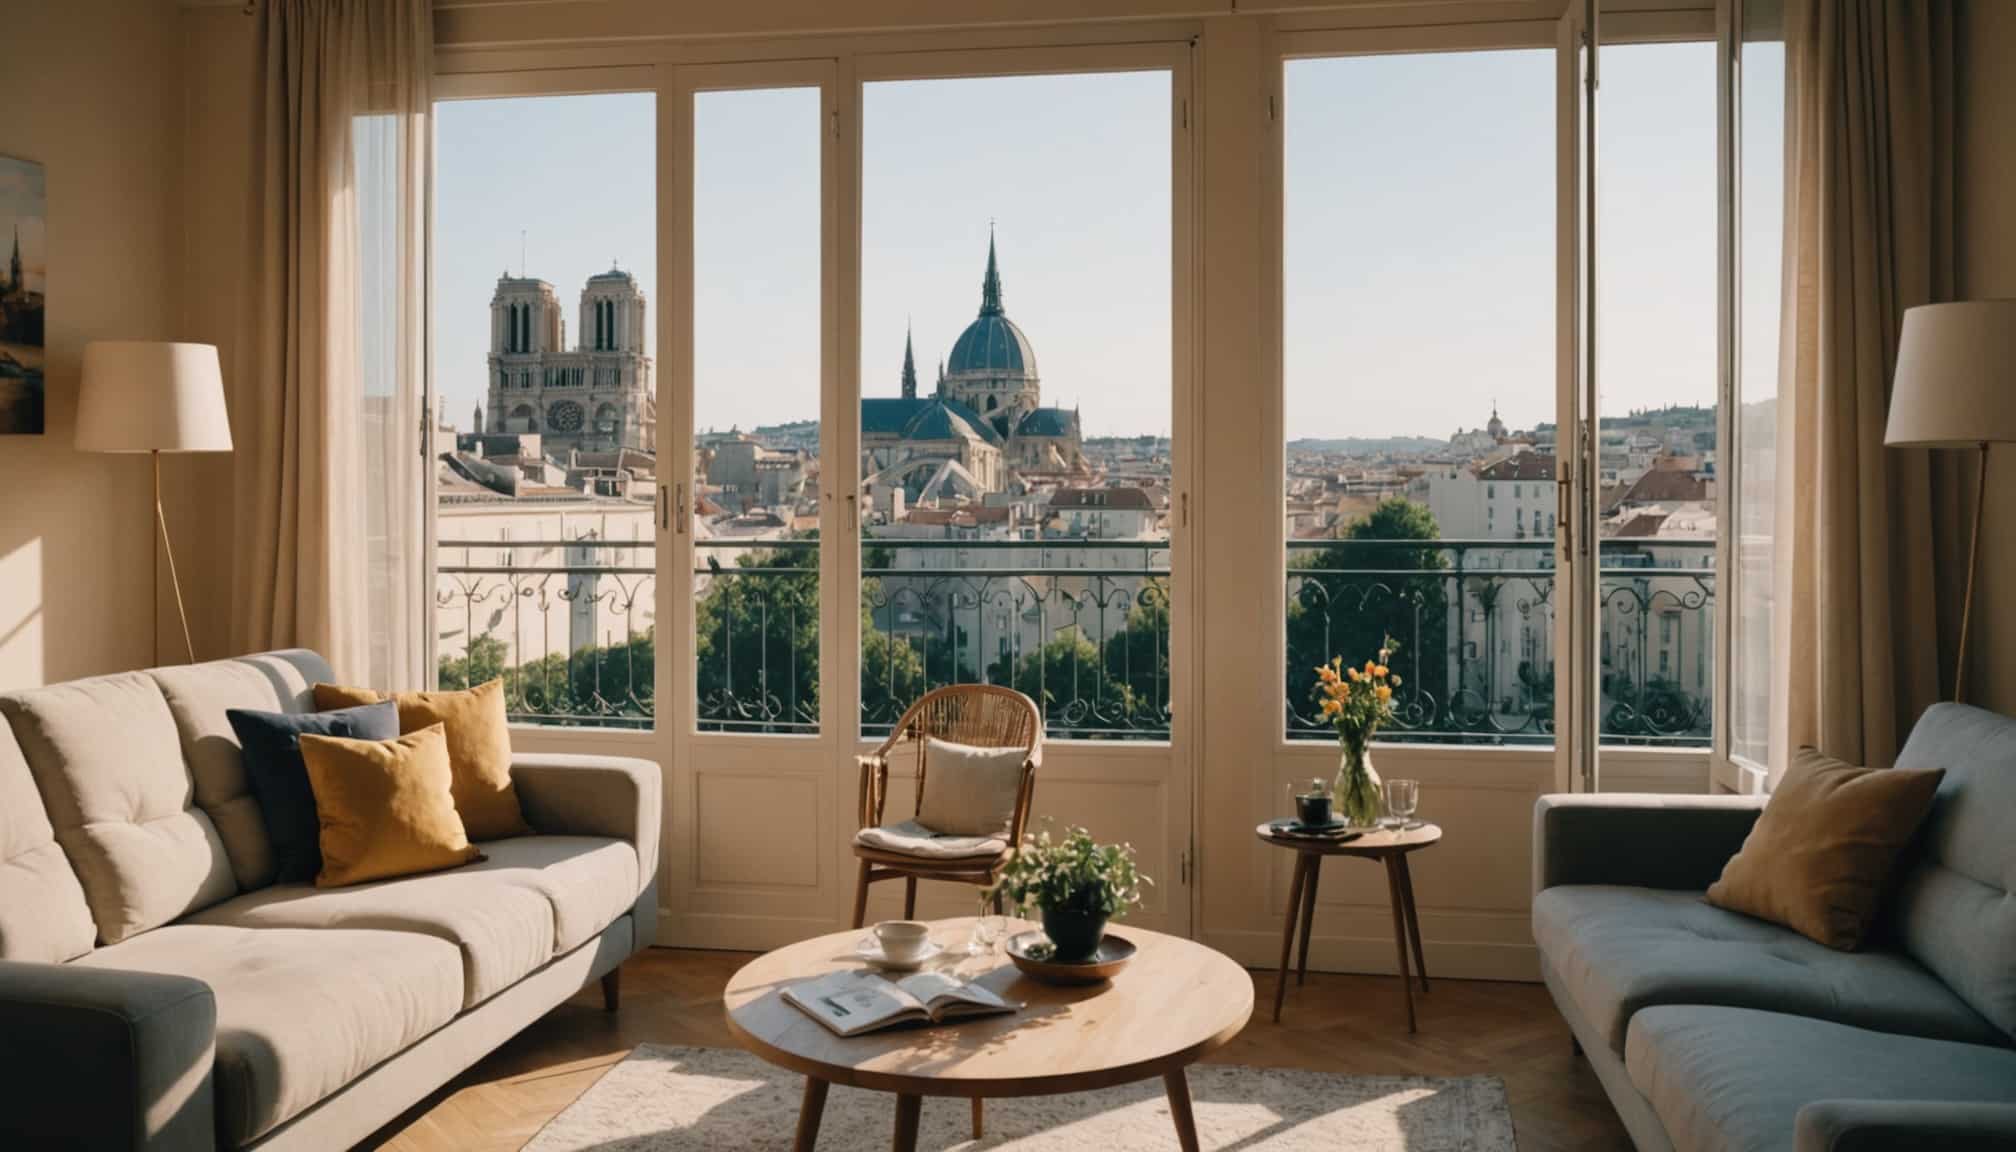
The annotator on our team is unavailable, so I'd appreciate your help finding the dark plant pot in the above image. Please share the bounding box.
[1041,906,1109,964]
[1295,793,1333,826]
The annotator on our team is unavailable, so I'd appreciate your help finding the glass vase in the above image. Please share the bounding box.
[1334,740,1383,828]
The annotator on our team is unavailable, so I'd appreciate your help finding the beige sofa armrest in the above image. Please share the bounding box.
[510,753,662,893]
[0,959,216,1151]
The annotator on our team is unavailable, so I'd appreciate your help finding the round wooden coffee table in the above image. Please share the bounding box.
[723,917,1251,1152]
[1255,821,1442,1030]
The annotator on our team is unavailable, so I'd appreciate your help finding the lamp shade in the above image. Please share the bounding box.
[75,341,233,453]
[1885,301,2016,448]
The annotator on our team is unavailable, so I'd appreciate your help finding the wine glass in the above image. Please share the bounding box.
[968,896,1006,956]
[1383,778,1420,829]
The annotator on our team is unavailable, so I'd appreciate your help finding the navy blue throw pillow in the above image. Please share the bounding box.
[226,701,400,883]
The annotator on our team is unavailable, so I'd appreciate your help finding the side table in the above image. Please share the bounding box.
[1254,821,1442,1030]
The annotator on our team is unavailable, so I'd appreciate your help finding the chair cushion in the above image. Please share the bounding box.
[76,924,462,1147]
[916,737,1026,837]
[857,819,1008,860]
[148,650,335,890]
[314,679,531,841]
[1705,748,1943,950]
[226,701,400,883]
[467,834,639,953]
[0,720,96,962]
[1624,1005,2016,1152]
[188,862,556,1007]
[300,725,480,888]
[1533,885,2003,1054]
[1889,702,2016,1040]
[0,672,236,944]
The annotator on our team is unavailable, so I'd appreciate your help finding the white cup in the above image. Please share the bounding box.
[873,920,931,963]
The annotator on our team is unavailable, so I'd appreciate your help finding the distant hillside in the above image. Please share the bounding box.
[1287,436,1445,456]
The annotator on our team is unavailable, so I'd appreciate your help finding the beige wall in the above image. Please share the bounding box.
[0,1,185,690]
[1958,0,2016,717]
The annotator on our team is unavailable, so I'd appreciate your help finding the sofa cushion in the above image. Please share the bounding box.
[0,672,237,944]
[149,650,335,890]
[226,701,400,883]
[300,725,481,888]
[0,720,96,962]
[468,835,639,953]
[1534,885,2003,1054]
[1624,1005,2016,1152]
[188,862,557,1007]
[1889,702,2016,1040]
[75,923,462,1147]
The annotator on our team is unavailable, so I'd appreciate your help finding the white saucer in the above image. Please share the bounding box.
[853,937,945,972]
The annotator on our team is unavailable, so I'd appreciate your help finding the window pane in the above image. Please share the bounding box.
[860,71,1172,740]
[432,93,657,727]
[1594,42,1716,748]
[1732,37,1785,765]
[1283,49,1557,745]
[693,87,822,734]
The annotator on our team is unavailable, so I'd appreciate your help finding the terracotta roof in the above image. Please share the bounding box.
[1611,512,1671,539]
[1476,453,1557,482]
[1621,469,1709,504]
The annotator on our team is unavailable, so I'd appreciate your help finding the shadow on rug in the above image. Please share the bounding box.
[523,1044,1515,1151]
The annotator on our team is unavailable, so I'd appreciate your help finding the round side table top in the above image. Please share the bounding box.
[723,917,1251,1099]
[1254,821,1443,856]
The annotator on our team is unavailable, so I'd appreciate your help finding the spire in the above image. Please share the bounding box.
[979,224,1003,317]
[900,321,918,400]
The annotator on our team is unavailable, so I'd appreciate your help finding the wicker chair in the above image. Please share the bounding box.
[851,684,1042,929]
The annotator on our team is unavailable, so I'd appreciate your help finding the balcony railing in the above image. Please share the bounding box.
[436,538,655,728]
[1285,537,1714,747]
[434,534,1711,748]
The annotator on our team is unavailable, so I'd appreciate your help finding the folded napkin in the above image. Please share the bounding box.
[855,819,1008,860]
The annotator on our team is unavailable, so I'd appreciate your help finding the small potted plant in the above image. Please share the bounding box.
[1313,638,1402,827]
[987,824,1150,963]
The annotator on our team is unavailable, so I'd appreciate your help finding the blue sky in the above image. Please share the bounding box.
[432,44,1780,443]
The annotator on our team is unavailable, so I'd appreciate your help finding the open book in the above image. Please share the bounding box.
[783,969,1019,1037]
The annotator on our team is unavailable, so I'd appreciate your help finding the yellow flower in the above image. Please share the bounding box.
[1373,664,1389,678]
[1391,674,1402,686]
[1375,684,1393,702]
[1316,665,1338,684]
[1326,681,1349,701]
[1347,667,1363,682]
[1320,698,1341,716]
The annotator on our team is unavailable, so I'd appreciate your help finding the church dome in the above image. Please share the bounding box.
[945,233,1037,379]
[947,313,1036,377]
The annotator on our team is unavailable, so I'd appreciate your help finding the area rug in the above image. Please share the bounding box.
[522,1044,1515,1151]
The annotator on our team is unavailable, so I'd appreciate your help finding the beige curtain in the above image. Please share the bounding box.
[234,0,430,688]
[1771,0,1967,772]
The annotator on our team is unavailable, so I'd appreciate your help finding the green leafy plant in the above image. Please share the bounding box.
[986,823,1151,919]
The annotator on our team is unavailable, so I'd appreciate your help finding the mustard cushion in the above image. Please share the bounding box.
[313,679,530,841]
[1706,748,1943,950]
[299,724,480,888]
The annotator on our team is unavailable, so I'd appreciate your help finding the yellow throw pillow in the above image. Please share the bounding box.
[1705,748,1944,950]
[313,679,530,841]
[299,724,480,888]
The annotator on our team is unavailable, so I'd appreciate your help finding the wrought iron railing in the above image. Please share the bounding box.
[436,537,655,728]
[1285,538,1714,747]
[862,538,1171,740]
[434,534,1711,747]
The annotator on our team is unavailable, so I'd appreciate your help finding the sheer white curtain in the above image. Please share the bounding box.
[235,0,430,688]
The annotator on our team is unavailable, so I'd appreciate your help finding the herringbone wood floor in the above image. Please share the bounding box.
[362,947,1631,1152]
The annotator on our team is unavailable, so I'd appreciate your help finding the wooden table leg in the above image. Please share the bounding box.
[792,1077,829,1152]
[1383,856,1417,1032]
[1164,1069,1201,1152]
[891,1093,922,1152]
[971,1097,985,1140]
[1296,853,1322,985]
[1397,852,1429,995]
[1272,852,1309,1023]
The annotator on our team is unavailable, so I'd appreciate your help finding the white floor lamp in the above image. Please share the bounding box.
[1885,300,2016,704]
[75,341,234,666]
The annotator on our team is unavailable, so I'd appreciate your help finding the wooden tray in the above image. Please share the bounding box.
[1004,930,1138,985]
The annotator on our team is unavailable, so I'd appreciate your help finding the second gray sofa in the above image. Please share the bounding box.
[0,649,661,1151]
[1533,702,2016,1151]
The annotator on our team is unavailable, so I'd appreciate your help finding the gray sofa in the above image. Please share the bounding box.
[0,650,661,1151]
[1533,703,2016,1152]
